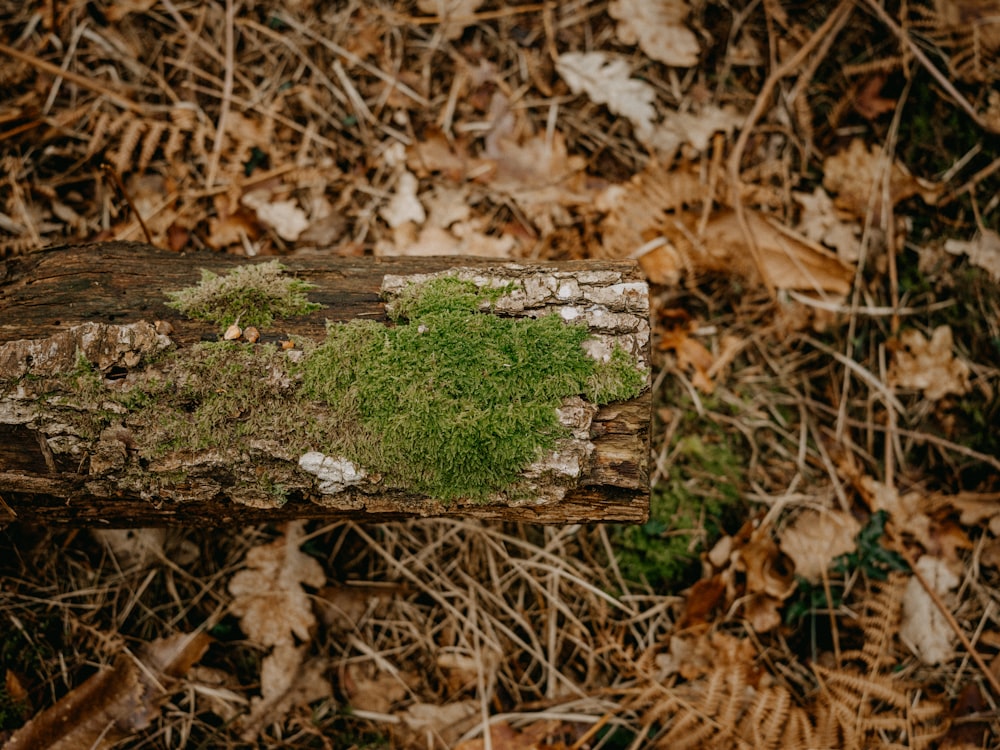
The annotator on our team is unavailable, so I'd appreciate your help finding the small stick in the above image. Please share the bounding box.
[890,538,1000,699]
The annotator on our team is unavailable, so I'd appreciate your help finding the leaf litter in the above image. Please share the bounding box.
[1,1,1000,748]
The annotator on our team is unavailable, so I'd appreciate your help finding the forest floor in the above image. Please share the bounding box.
[2,1,1000,748]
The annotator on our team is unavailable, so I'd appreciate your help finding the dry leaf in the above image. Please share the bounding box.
[608,0,700,67]
[240,644,332,741]
[900,556,959,665]
[657,322,716,392]
[943,229,1000,281]
[945,491,1000,536]
[888,326,972,401]
[228,521,326,648]
[394,700,480,748]
[556,51,740,155]
[416,0,484,40]
[643,104,744,156]
[556,52,657,133]
[241,190,309,242]
[737,528,796,601]
[91,528,167,568]
[380,169,426,228]
[795,187,862,263]
[345,664,409,714]
[642,208,855,294]
[855,475,936,554]
[5,633,210,750]
[822,139,939,220]
[779,509,860,583]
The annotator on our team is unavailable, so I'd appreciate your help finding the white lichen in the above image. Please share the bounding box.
[298,451,367,494]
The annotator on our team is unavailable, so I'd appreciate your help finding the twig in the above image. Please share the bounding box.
[205,0,235,189]
[891,540,1000,699]
[0,41,141,113]
[726,0,854,298]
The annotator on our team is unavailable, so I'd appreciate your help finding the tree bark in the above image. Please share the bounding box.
[0,242,650,526]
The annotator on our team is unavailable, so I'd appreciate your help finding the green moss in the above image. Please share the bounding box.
[299,277,646,500]
[613,393,746,589]
[165,260,320,329]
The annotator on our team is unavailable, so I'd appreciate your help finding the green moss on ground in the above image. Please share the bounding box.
[165,260,320,329]
[613,392,745,588]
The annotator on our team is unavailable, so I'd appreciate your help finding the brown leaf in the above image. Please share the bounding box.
[239,644,332,742]
[644,209,855,294]
[823,138,939,221]
[887,326,972,401]
[677,575,727,630]
[779,509,860,583]
[228,521,327,648]
[5,633,210,750]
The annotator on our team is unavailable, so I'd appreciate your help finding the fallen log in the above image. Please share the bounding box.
[0,242,650,525]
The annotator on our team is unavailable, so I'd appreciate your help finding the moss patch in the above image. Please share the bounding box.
[299,277,646,500]
[165,260,320,329]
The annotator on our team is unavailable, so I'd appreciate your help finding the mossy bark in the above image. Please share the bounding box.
[0,241,651,526]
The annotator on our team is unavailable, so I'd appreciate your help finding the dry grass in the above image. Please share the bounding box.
[2,0,1000,748]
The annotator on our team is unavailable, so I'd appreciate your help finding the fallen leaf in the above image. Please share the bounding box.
[556,52,657,134]
[91,528,166,568]
[795,187,862,263]
[937,491,1000,536]
[888,325,972,400]
[556,51,741,156]
[743,592,784,633]
[608,0,700,67]
[737,528,796,601]
[394,700,479,748]
[943,229,1000,282]
[379,169,426,228]
[900,555,959,665]
[780,509,860,583]
[5,633,210,750]
[658,323,715,392]
[676,574,727,629]
[243,191,309,245]
[853,74,897,120]
[345,663,410,714]
[656,630,758,681]
[643,104,745,156]
[823,139,939,221]
[240,644,332,741]
[228,522,327,649]
[483,129,591,234]
[416,0,484,41]
[643,208,855,294]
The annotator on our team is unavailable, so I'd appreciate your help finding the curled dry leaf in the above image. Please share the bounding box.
[887,325,972,401]
[779,508,860,583]
[241,190,310,242]
[608,0,700,67]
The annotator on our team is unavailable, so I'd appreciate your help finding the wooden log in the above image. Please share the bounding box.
[0,242,650,526]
